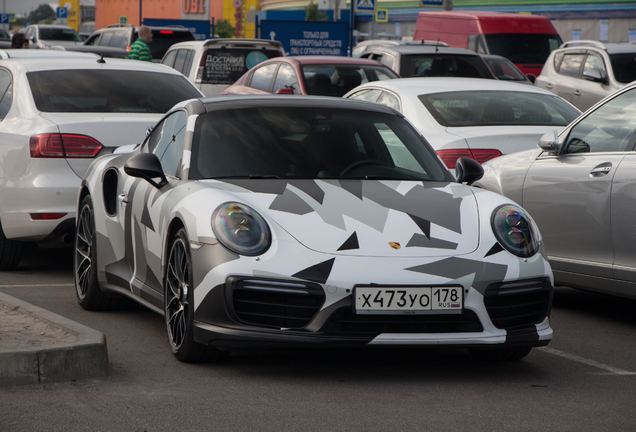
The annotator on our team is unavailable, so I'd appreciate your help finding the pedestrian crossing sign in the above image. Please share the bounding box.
[355,0,376,13]
[376,9,388,22]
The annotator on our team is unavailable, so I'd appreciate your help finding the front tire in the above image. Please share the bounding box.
[75,195,119,311]
[0,219,24,270]
[165,228,227,362]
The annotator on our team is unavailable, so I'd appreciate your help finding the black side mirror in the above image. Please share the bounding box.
[124,153,168,188]
[455,157,484,185]
[526,73,536,84]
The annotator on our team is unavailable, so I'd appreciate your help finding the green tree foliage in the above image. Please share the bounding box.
[305,1,327,21]
[28,4,55,24]
[215,19,235,39]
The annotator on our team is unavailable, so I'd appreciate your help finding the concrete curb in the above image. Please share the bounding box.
[0,291,108,387]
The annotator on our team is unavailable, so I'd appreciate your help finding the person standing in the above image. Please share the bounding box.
[128,25,153,61]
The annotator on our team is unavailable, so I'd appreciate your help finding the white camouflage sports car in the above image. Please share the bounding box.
[75,96,554,362]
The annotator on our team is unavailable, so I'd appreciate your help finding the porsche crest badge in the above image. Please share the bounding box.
[389,242,401,250]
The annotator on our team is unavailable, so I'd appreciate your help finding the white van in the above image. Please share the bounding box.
[161,38,285,96]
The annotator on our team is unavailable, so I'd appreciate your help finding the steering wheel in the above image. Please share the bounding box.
[339,159,391,176]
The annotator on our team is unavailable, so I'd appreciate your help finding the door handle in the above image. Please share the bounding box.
[573,89,581,96]
[590,164,612,177]
[545,83,552,89]
[118,193,128,204]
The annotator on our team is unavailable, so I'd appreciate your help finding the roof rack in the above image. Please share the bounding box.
[560,40,606,49]
[106,24,134,28]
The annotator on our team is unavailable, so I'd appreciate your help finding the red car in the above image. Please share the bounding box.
[222,56,399,97]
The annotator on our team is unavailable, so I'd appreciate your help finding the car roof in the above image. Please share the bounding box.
[28,24,76,30]
[200,94,400,114]
[0,49,99,59]
[366,45,479,55]
[559,40,636,55]
[0,56,183,73]
[280,56,393,65]
[169,38,283,49]
[349,77,557,95]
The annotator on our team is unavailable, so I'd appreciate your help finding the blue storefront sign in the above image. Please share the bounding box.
[260,21,349,57]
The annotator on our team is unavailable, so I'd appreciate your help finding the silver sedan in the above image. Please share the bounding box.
[475,82,636,299]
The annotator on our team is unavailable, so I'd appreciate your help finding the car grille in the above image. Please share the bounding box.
[228,278,325,329]
[321,308,483,334]
[483,278,552,330]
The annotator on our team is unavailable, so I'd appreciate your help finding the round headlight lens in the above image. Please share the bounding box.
[212,203,271,256]
[491,204,538,258]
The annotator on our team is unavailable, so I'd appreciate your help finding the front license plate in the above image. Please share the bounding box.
[354,286,463,315]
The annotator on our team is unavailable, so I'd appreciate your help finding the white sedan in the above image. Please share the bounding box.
[0,55,203,269]
[344,78,581,171]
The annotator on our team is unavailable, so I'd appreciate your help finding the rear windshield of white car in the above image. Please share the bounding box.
[39,28,81,42]
[190,106,451,182]
[27,70,202,113]
[302,65,399,97]
[609,54,636,84]
[199,48,282,85]
[419,91,580,127]
[400,55,494,79]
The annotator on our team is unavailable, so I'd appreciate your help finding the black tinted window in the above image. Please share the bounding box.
[484,34,562,64]
[191,107,449,181]
[39,28,81,42]
[146,30,195,60]
[27,70,201,113]
[610,53,636,84]
[400,54,493,79]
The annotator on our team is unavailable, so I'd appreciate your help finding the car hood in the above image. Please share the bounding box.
[208,179,480,257]
[446,125,564,155]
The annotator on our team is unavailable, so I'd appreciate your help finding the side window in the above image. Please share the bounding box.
[347,89,382,102]
[272,64,299,94]
[565,88,636,153]
[109,30,128,48]
[583,52,606,79]
[182,50,194,77]
[148,111,188,177]
[553,51,564,70]
[558,53,585,77]
[377,91,400,112]
[25,28,34,40]
[0,69,12,119]
[173,49,190,74]
[379,54,395,69]
[84,34,100,46]
[162,50,177,68]
[99,32,113,47]
[249,63,278,92]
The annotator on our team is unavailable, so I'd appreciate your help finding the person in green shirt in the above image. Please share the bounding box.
[128,25,153,61]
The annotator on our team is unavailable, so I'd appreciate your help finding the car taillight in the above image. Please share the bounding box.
[126,45,130,52]
[29,134,103,158]
[436,149,502,169]
[159,30,173,34]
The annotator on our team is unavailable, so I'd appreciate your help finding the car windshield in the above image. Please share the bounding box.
[485,34,562,64]
[419,91,580,127]
[39,28,81,42]
[27,70,202,113]
[144,30,196,59]
[609,53,636,84]
[198,48,282,85]
[400,54,493,79]
[190,106,450,181]
[302,65,398,97]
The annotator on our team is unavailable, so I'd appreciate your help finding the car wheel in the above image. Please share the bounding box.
[165,228,228,362]
[469,346,533,361]
[0,220,24,270]
[75,195,119,311]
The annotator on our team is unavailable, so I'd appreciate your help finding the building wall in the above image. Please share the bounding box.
[553,18,636,43]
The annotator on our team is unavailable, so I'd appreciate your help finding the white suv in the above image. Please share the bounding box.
[161,38,285,96]
[535,40,636,111]
[0,55,202,269]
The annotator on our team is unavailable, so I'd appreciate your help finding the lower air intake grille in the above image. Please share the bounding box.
[321,308,483,334]
[228,277,325,329]
[484,278,552,330]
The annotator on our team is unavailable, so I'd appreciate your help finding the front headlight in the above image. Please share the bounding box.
[212,203,271,256]
[491,204,538,258]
